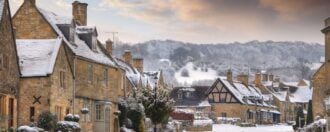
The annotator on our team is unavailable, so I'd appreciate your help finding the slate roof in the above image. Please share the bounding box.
[171,86,211,107]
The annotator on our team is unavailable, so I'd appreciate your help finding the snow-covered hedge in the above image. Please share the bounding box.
[302,118,326,132]
[55,114,81,132]
[56,121,80,132]
[17,126,44,132]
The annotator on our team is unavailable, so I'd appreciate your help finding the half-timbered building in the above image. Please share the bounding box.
[206,74,280,124]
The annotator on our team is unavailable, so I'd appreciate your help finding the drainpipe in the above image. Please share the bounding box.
[73,56,77,114]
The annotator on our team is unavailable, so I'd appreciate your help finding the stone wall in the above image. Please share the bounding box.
[12,0,57,39]
[312,64,327,117]
[0,0,20,129]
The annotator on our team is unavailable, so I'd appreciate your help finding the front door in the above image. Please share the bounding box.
[8,98,14,128]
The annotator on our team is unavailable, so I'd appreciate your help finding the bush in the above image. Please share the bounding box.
[118,99,128,127]
[55,121,81,132]
[127,109,144,132]
[64,114,73,121]
[37,111,57,131]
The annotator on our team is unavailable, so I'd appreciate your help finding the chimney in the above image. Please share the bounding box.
[237,74,248,86]
[133,58,144,73]
[72,1,88,26]
[123,50,132,65]
[269,74,274,81]
[105,39,113,56]
[24,0,36,5]
[227,69,233,83]
[322,17,330,64]
[254,73,262,86]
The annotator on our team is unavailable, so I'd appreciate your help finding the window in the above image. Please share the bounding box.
[60,71,65,88]
[0,54,3,70]
[55,106,62,120]
[95,104,104,121]
[30,107,35,122]
[178,91,183,99]
[220,93,226,102]
[92,36,97,51]
[0,96,4,116]
[3,55,8,69]
[103,68,108,86]
[221,113,227,118]
[87,64,93,84]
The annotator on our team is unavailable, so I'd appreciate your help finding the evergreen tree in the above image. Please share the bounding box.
[294,107,305,129]
[306,100,314,125]
[136,87,175,132]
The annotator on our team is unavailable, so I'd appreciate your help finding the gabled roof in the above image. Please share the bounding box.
[272,91,287,102]
[289,86,312,103]
[36,7,117,67]
[16,38,62,77]
[0,0,4,21]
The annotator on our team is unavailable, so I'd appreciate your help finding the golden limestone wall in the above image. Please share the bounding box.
[12,0,57,39]
[0,0,20,129]
[18,45,73,126]
[312,64,326,117]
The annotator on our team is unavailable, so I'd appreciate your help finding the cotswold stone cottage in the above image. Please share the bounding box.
[313,17,330,118]
[13,0,74,126]
[0,0,20,130]
[12,0,123,131]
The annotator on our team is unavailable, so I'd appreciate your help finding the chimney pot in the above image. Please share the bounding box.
[227,69,233,83]
[325,17,330,27]
[123,50,132,65]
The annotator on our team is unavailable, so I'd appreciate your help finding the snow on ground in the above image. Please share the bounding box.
[213,124,293,132]
[175,62,219,85]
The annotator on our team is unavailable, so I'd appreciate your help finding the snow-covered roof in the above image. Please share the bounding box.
[272,91,287,102]
[16,38,62,77]
[38,7,116,67]
[76,26,97,35]
[289,86,312,103]
[0,0,4,21]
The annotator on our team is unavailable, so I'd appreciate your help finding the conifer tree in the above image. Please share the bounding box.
[306,100,314,125]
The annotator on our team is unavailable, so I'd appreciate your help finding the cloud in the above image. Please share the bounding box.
[260,0,330,22]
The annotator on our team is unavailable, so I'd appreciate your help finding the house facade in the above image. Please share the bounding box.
[312,17,330,118]
[12,0,74,126]
[12,0,122,131]
[0,0,20,129]
[206,71,280,124]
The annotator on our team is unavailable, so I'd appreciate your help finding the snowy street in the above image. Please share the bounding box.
[212,124,293,132]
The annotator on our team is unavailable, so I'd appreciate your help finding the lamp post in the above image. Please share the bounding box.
[154,76,158,132]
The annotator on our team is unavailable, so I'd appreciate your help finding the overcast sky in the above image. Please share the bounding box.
[9,0,330,44]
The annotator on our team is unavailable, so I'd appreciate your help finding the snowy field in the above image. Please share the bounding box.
[212,124,293,132]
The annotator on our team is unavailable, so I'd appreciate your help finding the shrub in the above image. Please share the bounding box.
[73,115,80,122]
[64,114,74,122]
[55,121,80,132]
[37,111,57,131]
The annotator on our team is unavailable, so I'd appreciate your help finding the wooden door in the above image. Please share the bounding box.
[8,98,14,128]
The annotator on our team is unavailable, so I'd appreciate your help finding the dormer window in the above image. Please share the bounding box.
[69,25,75,42]
[92,35,97,51]
[178,91,183,99]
